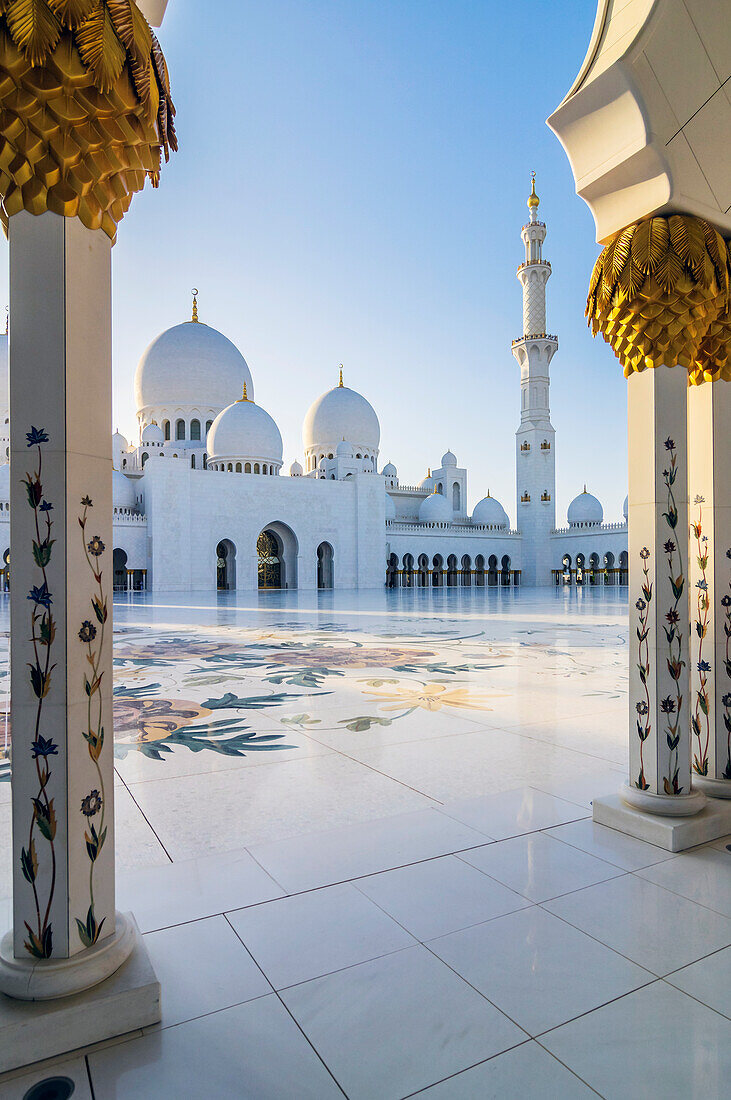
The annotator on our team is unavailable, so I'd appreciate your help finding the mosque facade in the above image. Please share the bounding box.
[0,184,628,592]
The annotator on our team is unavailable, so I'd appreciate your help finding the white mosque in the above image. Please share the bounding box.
[0,181,628,593]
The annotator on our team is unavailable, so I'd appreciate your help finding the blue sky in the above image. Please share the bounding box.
[2,0,628,524]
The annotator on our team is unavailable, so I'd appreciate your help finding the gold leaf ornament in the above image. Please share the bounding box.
[586,215,730,380]
[0,0,176,241]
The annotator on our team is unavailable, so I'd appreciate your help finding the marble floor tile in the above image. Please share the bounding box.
[127,753,435,859]
[439,787,588,841]
[544,874,731,975]
[226,882,414,989]
[248,808,489,894]
[0,1057,92,1100]
[429,906,652,1035]
[280,945,526,1100]
[459,832,623,902]
[87,994,344,1099]
[706,833,731,852]
[114,781,171,873]
[412,1039,596,1098]
[528,764,625,809]
[540,982,731,1100]
[117,848,284,932]
[546,818,673,871]
[355,854,530,941]
[664,946,731,1019]
[143,914,271,1027]
[635,846,731,917]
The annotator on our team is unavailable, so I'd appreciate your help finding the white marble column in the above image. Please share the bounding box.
[688,379,731,798]
[623,366,705,815]
[0,214,157,1031]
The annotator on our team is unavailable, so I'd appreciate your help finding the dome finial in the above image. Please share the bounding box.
[338,364,343,387]
[237,381,250,403]
[583,483,587,494]
[191,288,199,323]
[527,171,539,211]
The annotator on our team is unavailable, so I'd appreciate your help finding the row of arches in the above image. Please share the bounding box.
[386,552,517,587]
[210,462,278,475]
[162,417,214,442]
[555,551,628,586]
[306,450,376,472]
[215,528,334,591]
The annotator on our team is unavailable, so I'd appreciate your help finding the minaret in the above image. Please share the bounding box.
[512,174,558,586]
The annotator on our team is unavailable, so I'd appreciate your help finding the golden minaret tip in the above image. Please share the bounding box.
[191,288,199,323]
[338,364,344,387]
[528,172,539,210]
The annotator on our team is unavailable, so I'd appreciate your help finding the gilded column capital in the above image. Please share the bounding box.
[0,0,177,242]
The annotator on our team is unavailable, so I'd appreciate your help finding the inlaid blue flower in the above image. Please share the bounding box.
[31,735,58,759]
[25,427,49,447]
[27,582,52,609]
[39,501,53,512]
[697,660,711,673]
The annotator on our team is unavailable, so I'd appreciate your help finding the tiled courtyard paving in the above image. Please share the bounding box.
[0,588,729,1098]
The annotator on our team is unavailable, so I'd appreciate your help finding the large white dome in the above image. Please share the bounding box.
[207,396,282,467]
[419,490,452,524]
[134,321,253,413]
[568,488,603,527]
[472,494,509,528]
[303,384,380,455]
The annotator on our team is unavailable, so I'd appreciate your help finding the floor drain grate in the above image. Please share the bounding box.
[23,1077,75,1100]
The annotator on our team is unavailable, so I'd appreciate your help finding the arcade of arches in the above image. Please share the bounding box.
[386,553,518,588]
[554,551,628,586]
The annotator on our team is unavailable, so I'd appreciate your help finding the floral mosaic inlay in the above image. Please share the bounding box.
[22,426,57,959]
[660,438,685,796]
[691,496,711,776]
[76,495,108,948]
[634,547,652,791]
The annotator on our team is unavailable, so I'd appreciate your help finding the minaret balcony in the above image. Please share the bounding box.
[517,260,551,273]
[511,333,558,346]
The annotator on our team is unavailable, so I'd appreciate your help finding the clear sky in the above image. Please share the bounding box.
[1,0,628,525]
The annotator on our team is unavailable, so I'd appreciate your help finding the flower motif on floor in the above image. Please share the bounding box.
[364,682,504,713]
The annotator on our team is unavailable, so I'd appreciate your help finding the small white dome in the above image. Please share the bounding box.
[289,460,303,477]
[113,430,128,449]
[568,487,604,527]
[472,494,509,528]
[419,490,452,524]
[207,396,283,466]
[382,462,397,477]
[419,471,434,489]
[441,450,457,467]
[303,383,380,454]
[113,471,136,510]
[623,495,628,520]
[134,320,253,413]
[336,439,353,457]
[385,492,396,520]
[141,422,164,444]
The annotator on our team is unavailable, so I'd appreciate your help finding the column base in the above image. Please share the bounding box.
[620,783,707,817]
[0,913,160,1074]
[593,792,731,852]
[693,775,731,800]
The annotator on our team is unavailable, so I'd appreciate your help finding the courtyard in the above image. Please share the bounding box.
[0,587,728,1098]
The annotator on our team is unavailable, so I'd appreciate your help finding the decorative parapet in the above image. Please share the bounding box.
[112,509,146,524]
[387,521,520,537]
[512,333,558,346]
[551,520,628,535]
[521,492,531,503]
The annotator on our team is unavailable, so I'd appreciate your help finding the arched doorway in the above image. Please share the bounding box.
[2,546,9,591]
[402,553,414,587]
[217,539,236,590]
[562,554,572,585]
[418,554,429,587]
[432,554,443,586]
[452,482,460,511]
[488,554,498,587]
[589,552,600,585]
[317,542,334,589]
[113,548,128,591]
[618,550,628,586]
[501,555,511,586]
[604,551,615,586]
[475,554,485,587]
[461,555,471,586]
[257,531,282,589]
[576,553,585,586]
[446,555,458,587]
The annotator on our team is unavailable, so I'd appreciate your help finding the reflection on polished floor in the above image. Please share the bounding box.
[0,589,729,1098]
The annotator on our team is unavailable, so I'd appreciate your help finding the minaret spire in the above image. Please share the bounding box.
[191,287,199,323]
[511,173,558,585]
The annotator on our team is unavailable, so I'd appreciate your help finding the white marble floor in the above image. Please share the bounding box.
[0,588,729,1098]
